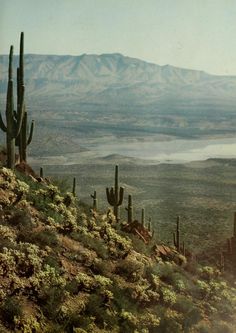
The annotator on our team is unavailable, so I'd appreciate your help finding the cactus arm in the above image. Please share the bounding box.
[117,186,124,206]
[173,232,176,247]
[106,187,115,206]
[0,113,7,132]
[27,119,34,145]
[19,32,24,84]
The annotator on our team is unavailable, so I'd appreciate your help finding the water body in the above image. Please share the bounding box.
[30,137,236,165]
[87,137,236,163]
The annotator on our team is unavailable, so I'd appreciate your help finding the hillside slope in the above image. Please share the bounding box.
[0,166,236,332]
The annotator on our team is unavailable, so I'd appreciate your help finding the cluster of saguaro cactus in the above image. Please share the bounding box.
[0,32,34,168]
[106,165,124,221]
[91,190,98,211]
[173,216,185,256]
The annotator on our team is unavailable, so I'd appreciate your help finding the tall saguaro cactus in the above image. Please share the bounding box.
[106,165,124,222]
[125,194,133,224]
[15,32,34,163]
[0,43,25,169]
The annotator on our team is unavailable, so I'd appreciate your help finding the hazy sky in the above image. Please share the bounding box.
[1,0,236,75]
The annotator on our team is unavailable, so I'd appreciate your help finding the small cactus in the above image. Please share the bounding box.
[106,165,124,222]
[91,190,98,211]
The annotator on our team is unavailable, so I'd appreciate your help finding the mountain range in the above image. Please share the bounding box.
[1,53,236,107]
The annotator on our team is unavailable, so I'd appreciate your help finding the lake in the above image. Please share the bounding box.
[87,137,236,163]
[29,137,236,165]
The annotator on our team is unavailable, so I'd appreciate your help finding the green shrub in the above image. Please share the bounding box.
[43,254,61,273]
[32,229,59,247]
[0,297,22,326]
[116,256,145,282]
[39,287,65,320]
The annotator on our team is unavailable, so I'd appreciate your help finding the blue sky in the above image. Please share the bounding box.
[1,0,236,75]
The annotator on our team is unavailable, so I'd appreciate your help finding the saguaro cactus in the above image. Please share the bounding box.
[15,32,34,163]
[91,190,98,211]
[0,43,25,169]
[40,167,44,178]
[125,194,133,224]
[173,216,181,252]
[141,208,145,227]
[72,177,76,196]
[106,165,124,221]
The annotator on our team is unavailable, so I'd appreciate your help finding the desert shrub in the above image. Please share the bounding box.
[65,278,79,294]
[198,266,220,281]
[40,287,66,320]
[211,320,235,333]
[160,286,177,306]
[116,256,145,282]
[43,254,61,273]
[49,176,70,194]
[90,258,114,276]
[129,280,160,305]
[119,310,139,333]
[0,297,22,326]
[0,224,16,251]
[156,307,183,333]
[85,293,116,329]
[71,231,109,260]
[7,207,33,229]
[151,261,179,285]
[14,315,42,332]
[31,229,59,248]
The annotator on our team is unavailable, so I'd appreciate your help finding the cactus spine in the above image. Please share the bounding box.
[15,32,34,163]
[91,190,98,211]
[173,216,181,252]
[0,38,25,169]
[106,165,124,222]
[125,194,133,224]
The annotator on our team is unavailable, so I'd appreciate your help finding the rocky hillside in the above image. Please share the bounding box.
[0,166,236,332]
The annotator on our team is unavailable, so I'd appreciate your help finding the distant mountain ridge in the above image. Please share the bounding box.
[1,53,236,107]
